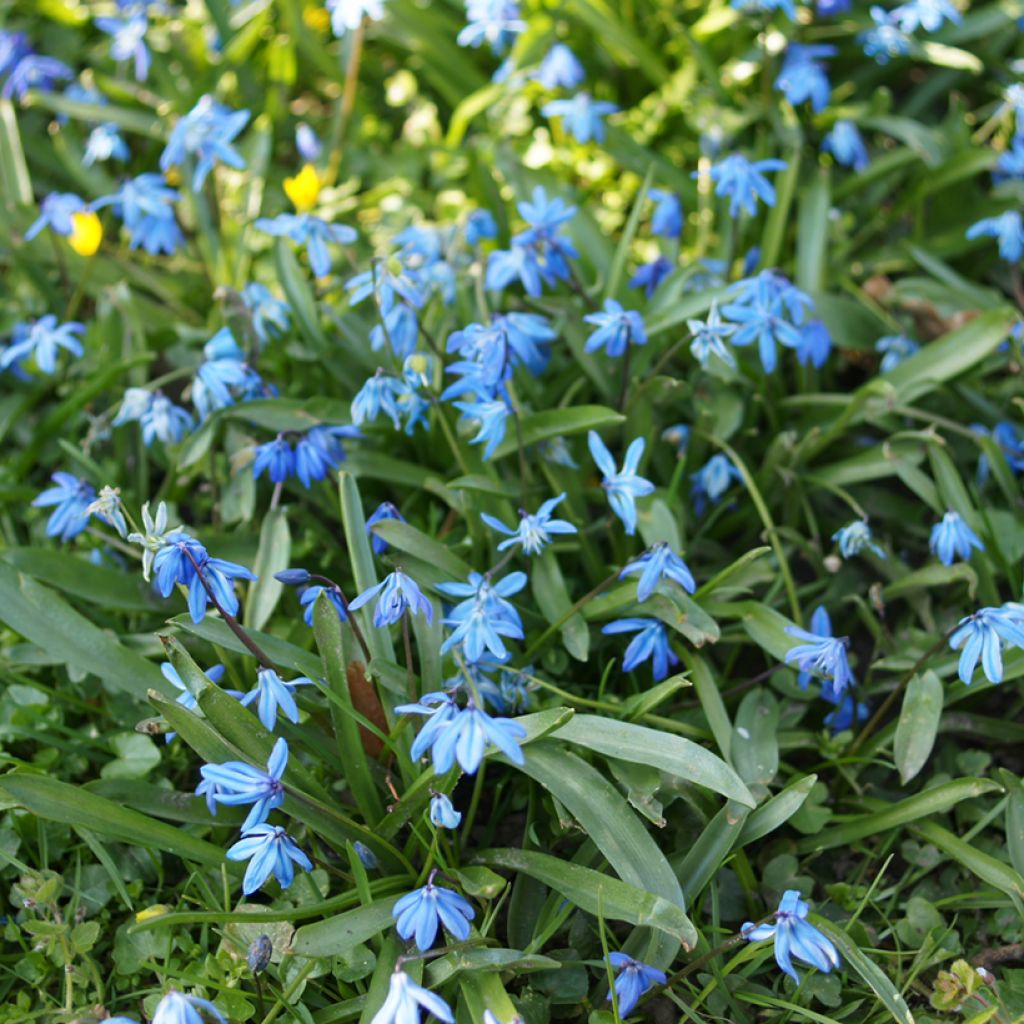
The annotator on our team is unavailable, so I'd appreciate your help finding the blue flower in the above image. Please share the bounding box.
[822,688,870,734]
[393,881,475,950]
[949,606,1024,685]
[457,0,525,53]
[607,953,667,1017]
[241,283,291,345]
[429,793,462,829]
[860,6,911,63]
[160,95,250,191]
[542,92,618,144]
[706,155,788,219]
[94,173,184,255]
[296,122,321,161]
[584,299,647,357]
[875,333,919,372]
[160,661,228,742]
[255,213,357,278]
[2,54,72,101]
[662,423,690,457]
[399,696,527,774]
[967,212,1024,262]
[0,31,31,79]
[367,501,405,554]
[534,43,584,89]
[1,316,84,375]
[253,435,295,484]
[893,0,960,31]
[817,0,852,13]
[688,301,737,368]
[240,668,312,731]
[192,330,265,419]
[453,397,511,459]
[588,431,654,536]
[349,570,433,627]
[731,0,797,16]
[197,736,289,831]
[96,14,150,80]
[481,493,577,556]
[930,511,984,566]
[620,543,696,603]
[84,123,130,166]
[832,520,885,559]
[602,618,679,681]
[775,44,834,112]
[294,426,359,487]
[649,188,683,238]
[742,890,840,982]
[995,138,1024,181]
[32,472,96,542]
[346,260,425,317]
[823,121,869,171]
[785,619,855,699]
[629,256,673,298]
[438,571,526,663]
[326,0,385,35]
[152,991,226,1024]
[465,208,499,244]
[796,319,832,369]
[370,970,453,1024]
[485,245,543,296]
[352,371,407,429]
[690,453,742,515]
[24,192,87,241]
[722,271,811,373]
[226,824,312,894]
[298,584,348,626]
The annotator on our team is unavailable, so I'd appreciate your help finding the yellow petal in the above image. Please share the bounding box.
[303,5,330,32]
[134,904,169,924]
[68,211,103,257]
[284,163,321,213]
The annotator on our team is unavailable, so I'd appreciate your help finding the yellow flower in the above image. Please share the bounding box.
[164,166,181,187]
[134,904,169,924]
[284,163,322,213]
[68,211,103,256]
[303,5,330,32]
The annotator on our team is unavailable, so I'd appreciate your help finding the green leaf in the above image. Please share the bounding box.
[371,519,473,581]
[491,405,624,460]
[100,733,161,781]
[552,714,754,806]
[0,563,169,700]
[531,549,589,661]
[678,801,751,905]
[606,165,654,302]
[798,778,1001,853]
[244,507,291,631]
[796,167,831,294]
[1000,770,1024,881]
[291,900,396,957]
[0,98,32,205]
[894,671,944,784]
[0,772,225,868]
[476,848,697,948]
[427,948,560,986]
[809,916,915,1024]
[732,689,779,794]
[883,564,977,602]
[738,774,817,847]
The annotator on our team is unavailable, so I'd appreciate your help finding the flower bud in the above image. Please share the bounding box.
[248,934,273,974]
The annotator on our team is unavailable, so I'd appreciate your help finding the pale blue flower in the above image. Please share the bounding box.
[24,192,86,241]
[326,0,385,35]
[930,511,984,566]
[252,435,295,484]
[438,571,526,663]
[742,890,840,982]
[481,493,576,555]
[588,431,654,536]
[241,283,291,345]
[1,316,84,374]
[240,668,313,731]
[832,520,885,559]
[876,334,919,372]
[457,0,525,53]
[3,54,73,100]
[294,426,359,487]
[893,0,960,32]
[400,698,527,774]
[152,991,226,1024]
[823,120,869,171]
[785,620,855,699]
[949,606,1024,685]
[619,543,696,602]
[430,793,462,829]
[453,397,511,459]
[602,618,679,680]
[607,953,666,1017]
[860,7,911,63]
[160,95,250,190]
[629,256,673,297]
[691,453,742,515]
[84,122,130,166]
[32,472,96,542]
[349,570,433,627]
[534,44,584,89]
[161,661,227,742]
[707,155,788,219]
[967,212,1024,262]
[542,92,618,144]
[583,299,647,357]
[796,319,832,369]
[255,213,357,278]
[370,970,453,1024]
[731,0,797,16]
[197,736,289,831]
[96,14,150,80]
[296,122,321,161]
[93,173,184,255]
[649,188,683,238]
[393,881,475,950]
[689,301,737,367]
[775,44,835,112]
[226,825,312,894]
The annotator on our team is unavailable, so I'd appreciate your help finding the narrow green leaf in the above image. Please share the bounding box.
[291,900,396,957]
[796,167,830,294]
[244,507,291,631]
[491,405,624,460]
[531,549,589,661]
[738,774,817,847]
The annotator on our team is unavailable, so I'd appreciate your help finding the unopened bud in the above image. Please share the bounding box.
[248,934,273,974]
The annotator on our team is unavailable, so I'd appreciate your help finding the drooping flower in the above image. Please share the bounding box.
[32,472,96,542]
[588,431,654,537]
[429,793,462,829]
[949,606,1024,685]
[860,6,912,63]
[823,120,869,171]
[706,155,788,219]
[832,520,885,559]
[160,95,250,190]
[240,668,313,731]
[241,283,291,345]
[583,299,647,357]
[254,213,357,278]
[23,192,87,242]
[930,511,984,566]
[366,501,405,554]
[457,0,525,53]
[875,334,919,372]
[393,881,475,950]
[298,584,348,626]
[351,370,407,429]
[369,970,453,1024]
[252,435,295,484]
[151,991,226,1024]
[796,319,833,369]
[161,661,227,742]
[96,13,150,80]
[2,54,73,101]
[607,953,667,1017]
[602,618,680,681]
[966,212,1024,262]
[197,736,289,831]
[84,122,130,166]
[349,570,433,627]
[690,453,742,515]
[742,890,840,982]
[542,92,618,144]
[453,397,511,459]
[533,43,585,89]
[93,173,184,255]
[438,571,526,663]
[629,256,673,298]
[785,618,855,699]
[226,824,312,894]
[892,0,961,32]
[775,44,835,112]
[722,271,812,373]
[688,301,737,368]
[649,188,683,238]
[619,543,696,603]
[127,501,175,581]
[481,494,577,556]
[1,316,85,375]
[294,426,360,487]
